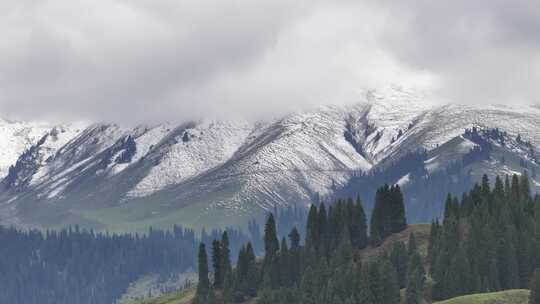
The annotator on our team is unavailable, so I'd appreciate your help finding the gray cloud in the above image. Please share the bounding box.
[375,0,540,104]
[0,0,538,123]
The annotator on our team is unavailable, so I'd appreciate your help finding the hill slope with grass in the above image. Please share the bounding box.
[434,290,530,304]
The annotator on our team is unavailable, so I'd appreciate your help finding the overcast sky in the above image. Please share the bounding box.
[1,0,539,123]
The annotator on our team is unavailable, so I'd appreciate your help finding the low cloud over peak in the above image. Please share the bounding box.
[0,0,538,123]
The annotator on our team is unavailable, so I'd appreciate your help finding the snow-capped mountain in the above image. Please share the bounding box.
[0,87,539,231]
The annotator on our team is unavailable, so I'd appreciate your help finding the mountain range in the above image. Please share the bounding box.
[0,86,539,232]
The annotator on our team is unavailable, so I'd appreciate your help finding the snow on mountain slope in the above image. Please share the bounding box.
[199,105,373,212]
[127,120,253,198]
[0,86,539,231]
[0,119,58,178]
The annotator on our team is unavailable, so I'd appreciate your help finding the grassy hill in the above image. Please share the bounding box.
[433,290,530,304]
[359,223,431,259]
[127,289,195,304]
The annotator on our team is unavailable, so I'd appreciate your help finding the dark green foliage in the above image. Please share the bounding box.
[212,240,223,288]
[264,213,279,257]
[198,243,211,290]
[370,184,407,244]
[405,268,422,304]
[251,187,405,304]
[379,259,400,304]
[195,243,214,304]
[389,242,409,288]
[221,231,232,284]
[530,269,540,304]
[0,225,198,304]
[430,173,539,301]
[225,183,410,304]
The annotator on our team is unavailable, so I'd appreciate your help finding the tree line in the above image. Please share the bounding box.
[194,184,414,304]
[429,172,540,301]
[0,225,199,304]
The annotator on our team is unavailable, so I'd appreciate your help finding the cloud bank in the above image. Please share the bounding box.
[0,0,538,123]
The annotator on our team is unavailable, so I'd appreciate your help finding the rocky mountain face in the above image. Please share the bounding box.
[0,87,539,231]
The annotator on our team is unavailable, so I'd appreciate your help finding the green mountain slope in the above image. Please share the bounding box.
[434,290,529,304]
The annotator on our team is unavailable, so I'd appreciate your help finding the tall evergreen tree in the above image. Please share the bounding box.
[221,231,232,286]
[306,205,319,250]
[379,259,400,304]
[195,243,214,304]
[211,240,222,288]
[351,197,368,249]
[405,268,423,304]
[264,213,279,257]
[530,269,540,304]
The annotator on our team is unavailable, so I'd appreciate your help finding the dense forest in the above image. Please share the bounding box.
[429,172,540,301]
[0,205,305,304]
[0,225,198,304]
[194,185,418,304]
[194,174,540,304]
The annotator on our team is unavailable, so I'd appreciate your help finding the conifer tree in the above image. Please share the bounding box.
[245,242,259,297]
[197,243,210,291]
[264,213,279,257]
[351,197,368,249]
[407,233,417,257]
[306,205,319,250]
[221,231,232,286]
[288,227,301,285]
[405,268,422,304]
[223,270,234,304]
[279,237,290,286]
[195,243,213,304]
[530,269,540,304]
[211,240,222,288]
[318,203,328,254]
[356,264,375,304]
[520,170,531,202]
[390,185,407,233]
[389,242,408,288]
[379,260,400,304]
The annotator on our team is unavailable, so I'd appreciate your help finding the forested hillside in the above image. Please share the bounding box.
[192,174,540,304]
[0,226,198,304]
[429,173,540,301]
[193,185,423,304]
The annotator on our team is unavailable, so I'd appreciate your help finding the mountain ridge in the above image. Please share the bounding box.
[1,87,539,231]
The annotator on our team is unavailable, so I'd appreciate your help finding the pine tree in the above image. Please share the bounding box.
[245,242,259,297]
[351,197,368,249]
[370,185,387,245]
[211,240,222,288]
[390,185,407,233]
[356,264,375,304]
[279,237,290,286]
[318,203,328,254]
[306,205,319,250]
[520,170,531,202]
[407,233,417,257]
[264,213,279,257]
[530,269,540,304]
[221,231,232,286]
[223,270,234,304]
[390,242,408,288]
[288,227,301,285]
[405,268,422,304]
[195,243,213,304]
[379,260,400,304]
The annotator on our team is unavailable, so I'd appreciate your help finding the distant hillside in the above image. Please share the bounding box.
[433,290,530,304]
